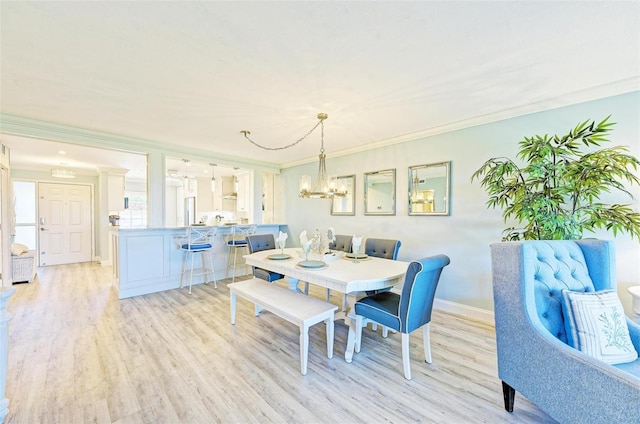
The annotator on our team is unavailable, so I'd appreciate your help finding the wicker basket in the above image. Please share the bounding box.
[11,251,36,283]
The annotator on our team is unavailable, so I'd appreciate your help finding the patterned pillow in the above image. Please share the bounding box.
[561,289,638,365]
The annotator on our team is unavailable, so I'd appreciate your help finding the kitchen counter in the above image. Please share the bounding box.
[110,224,288,299]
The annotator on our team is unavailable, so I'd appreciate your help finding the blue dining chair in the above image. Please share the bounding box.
[246,234,284,283]
[345,254,450,380]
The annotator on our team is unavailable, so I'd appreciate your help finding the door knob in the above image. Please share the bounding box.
[40,227,48,231]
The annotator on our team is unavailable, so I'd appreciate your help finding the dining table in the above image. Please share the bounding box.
[243,247,409,322]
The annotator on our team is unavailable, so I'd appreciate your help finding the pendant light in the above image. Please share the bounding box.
[209,163,217,192]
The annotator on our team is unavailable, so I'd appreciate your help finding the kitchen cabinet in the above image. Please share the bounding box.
[221,176,237,211]
[235,172,250,212]
[196,177,213,211]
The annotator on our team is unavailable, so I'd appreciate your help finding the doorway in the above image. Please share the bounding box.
[38,182,92,266]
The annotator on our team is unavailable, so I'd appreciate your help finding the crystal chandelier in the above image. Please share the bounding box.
[241,113,346,199]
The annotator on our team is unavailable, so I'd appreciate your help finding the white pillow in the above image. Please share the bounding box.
[10,243,29,256]
[561,289,638,365]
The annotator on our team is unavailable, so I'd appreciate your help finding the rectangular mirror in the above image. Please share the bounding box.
[330,175,355,215]
[408,161,450,215]
[364,168,396,215]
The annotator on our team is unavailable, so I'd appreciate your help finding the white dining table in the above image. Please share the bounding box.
[243,247,409,320]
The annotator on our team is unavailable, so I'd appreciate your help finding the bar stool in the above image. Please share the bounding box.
[225,224,256,282]
[180,225,217,294]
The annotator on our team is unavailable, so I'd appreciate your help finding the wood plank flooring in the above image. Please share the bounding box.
[5,262,556,423]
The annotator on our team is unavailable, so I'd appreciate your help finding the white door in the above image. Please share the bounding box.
[38,183,92,266]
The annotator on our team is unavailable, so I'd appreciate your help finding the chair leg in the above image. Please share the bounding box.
[382,326,389,338]
[188,252,195,294]
[232,246,238,283]
[208,251,217,288]
[326,288,331,302]
[180,252,187,289]
[502,381,515,412]
[423,323,432,364]
[401,332,411,380]
[304,282,309,295]
[201,253,208,285]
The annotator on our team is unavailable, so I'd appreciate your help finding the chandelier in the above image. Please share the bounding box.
[241,112,346,199]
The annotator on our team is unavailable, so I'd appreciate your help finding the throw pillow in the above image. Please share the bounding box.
[10,243,29,256]
[561,289,638,365]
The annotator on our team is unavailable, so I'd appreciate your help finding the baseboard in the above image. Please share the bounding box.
[433,298,495,325]
[100,259,112,267]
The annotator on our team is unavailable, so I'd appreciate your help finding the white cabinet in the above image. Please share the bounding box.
[196,177,213,211]
[108,175,125,212]
[236,172,250,212]
[220,176,237,211]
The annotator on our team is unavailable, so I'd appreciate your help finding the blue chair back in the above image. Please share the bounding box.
[364,238,401,260]
[399,255,450,333]
[329,234,352,253]
[246,234,277,253]
[522,241,595,343]
[245,233,284,282]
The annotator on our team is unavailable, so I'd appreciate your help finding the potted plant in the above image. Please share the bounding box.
[471,116,640,241]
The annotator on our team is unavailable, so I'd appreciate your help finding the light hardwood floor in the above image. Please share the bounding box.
[5,262,555,423]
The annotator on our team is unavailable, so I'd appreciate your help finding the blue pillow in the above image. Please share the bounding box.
[561,289,638,365]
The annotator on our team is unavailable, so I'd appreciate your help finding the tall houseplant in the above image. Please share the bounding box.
[471,116,640,241]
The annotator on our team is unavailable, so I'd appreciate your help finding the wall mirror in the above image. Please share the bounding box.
[330,175,356,215]
[408,161,450,216]
[364,168,396,215]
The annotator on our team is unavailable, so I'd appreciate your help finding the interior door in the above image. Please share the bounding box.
[38,183,92,266]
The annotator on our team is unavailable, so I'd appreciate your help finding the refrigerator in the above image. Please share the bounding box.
[184,197,196,226]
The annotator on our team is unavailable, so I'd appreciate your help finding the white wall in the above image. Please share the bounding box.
[280,92,640,316]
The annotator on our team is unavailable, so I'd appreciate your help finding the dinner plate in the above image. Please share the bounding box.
[345,253,369,260]
[297,260,327,268]
[267,253,291,260]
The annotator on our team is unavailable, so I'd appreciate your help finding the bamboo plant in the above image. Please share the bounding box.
[471,116,640,241]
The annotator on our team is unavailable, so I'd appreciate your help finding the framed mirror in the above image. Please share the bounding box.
[364,169,396,215]
[408,161,450,216]
[330,175,356,215]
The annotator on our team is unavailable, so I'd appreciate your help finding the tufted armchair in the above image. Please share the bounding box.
[490,240,640,424]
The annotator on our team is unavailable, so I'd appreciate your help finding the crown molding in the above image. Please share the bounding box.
[282,78,640,168]
[0,113,281,174]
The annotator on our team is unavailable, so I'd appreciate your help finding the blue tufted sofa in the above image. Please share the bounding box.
[490,240,640,424]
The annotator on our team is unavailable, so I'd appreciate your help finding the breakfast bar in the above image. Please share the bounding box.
[111,224,288,299]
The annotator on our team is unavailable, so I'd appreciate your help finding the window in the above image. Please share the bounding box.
[13,181,37,249]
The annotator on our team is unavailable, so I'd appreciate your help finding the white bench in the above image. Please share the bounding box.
[229,278,338,375]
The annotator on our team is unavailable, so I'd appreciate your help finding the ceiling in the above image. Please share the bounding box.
[1,1,638,176]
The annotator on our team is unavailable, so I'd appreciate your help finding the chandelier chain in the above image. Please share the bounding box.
[241,118,324,151]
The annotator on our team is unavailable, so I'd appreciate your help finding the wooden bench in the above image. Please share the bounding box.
[229,278,338,375]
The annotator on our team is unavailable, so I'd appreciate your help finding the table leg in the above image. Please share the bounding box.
[300,323,309,375]
[326,316,334,359]
[345,319,356,363]
[230,291,236,325]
